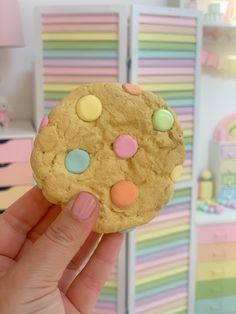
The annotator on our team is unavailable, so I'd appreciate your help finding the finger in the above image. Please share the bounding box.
[67,231,101,270]
[66,233,123,314]
[15,192,100,283]
[59,232,102,293]
[0,186,51,259]
[16,204,62,260]
[16,207,100,293]
[0,256,15,277]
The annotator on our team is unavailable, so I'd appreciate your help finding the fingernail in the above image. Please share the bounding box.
[72,192,99,220]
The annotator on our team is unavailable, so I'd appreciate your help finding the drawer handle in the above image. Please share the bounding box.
[213,233,227,241]
[0,163,11,168]
[209,304,222,312]
[212,250,226,258]
[0,140,10,144]
[211,286,222,293]
[211,269,225,276]
[0,186,11,191]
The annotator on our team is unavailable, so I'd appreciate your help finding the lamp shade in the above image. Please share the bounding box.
[0,0,24,47]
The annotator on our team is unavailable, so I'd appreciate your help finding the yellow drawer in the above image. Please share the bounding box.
[0,186,33,209]
[197,260,236,281]
[221,159,236,173]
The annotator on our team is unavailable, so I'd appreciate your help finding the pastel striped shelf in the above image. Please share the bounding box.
[94,263,118,314]
[35,7,128,314]
[129,6,201,314]
[130,6,202,182]
[35,6,127,129]
[133,187,192,314]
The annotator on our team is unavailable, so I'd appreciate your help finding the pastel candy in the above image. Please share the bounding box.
[152,109,174,131]
[38,116,48,132]
[65,149,90,174]
[122,83,142,95]
[76,95,102,122]
[111,180,139,208]
[171,165,183,181]
[113,135,138,159]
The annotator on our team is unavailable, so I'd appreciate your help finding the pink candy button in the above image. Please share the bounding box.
[122,83,141,95]
[38,116,48,132]
[113,135,138,159]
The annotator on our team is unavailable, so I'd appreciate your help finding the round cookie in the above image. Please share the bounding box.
[31,83,185,233]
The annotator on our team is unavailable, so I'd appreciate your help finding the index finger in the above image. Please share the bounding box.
[0,186,52,259]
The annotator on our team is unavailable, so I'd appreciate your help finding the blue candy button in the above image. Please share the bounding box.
[65,149,90,174]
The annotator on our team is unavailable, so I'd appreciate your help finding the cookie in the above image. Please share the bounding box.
[31,83,185,233]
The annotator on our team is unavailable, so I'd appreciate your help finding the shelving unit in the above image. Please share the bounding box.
[196,209,236,225]
[0,119,35,212]
[129,5,202,314]
[195,209,236,314]
[203,20,236,28]
[0,119,35,140]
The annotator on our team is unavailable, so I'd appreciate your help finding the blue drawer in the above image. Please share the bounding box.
[195,296,236,314]
[219,188,236,201]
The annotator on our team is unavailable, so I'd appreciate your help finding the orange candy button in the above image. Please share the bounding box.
[111,180,139,208]
[122,83,141,95]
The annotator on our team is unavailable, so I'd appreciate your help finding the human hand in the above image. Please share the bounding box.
[0,187,123,314]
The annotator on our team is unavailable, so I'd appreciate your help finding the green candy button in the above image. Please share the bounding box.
[152,109,174,131]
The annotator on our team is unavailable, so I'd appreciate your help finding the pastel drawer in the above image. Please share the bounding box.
[219,188,236,201]
[0,139,32,163]
[0,162,33,186]
[198,224,236,244]
[221,173,236,186]
[195,296,236,314]
[197,260,236,281]
[0,186,32,209]
[221,159,236,173]
[196,278,236,299]
[198,243,236,262]
[221,144,236,159]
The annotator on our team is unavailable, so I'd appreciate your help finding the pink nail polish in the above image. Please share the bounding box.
[72,192,99,220]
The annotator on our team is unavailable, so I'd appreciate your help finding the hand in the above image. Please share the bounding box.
[0,187,123,314]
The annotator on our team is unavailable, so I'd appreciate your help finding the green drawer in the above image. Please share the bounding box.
[196,278,236,299]
[221,173,236,186]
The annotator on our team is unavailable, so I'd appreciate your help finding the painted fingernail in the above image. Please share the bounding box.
[72,192,99,220]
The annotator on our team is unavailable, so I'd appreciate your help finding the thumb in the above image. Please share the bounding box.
[16,192,100,283]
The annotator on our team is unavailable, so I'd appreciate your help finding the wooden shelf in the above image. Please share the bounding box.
[0,120,36,140]
[196,208,236,225]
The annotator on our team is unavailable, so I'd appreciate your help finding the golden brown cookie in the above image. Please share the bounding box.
[31,83,185,233]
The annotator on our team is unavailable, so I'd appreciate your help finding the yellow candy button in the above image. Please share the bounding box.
[171,165,183,181]
[76,95,102,122]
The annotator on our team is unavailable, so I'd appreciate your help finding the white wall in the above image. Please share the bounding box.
[0,0,235,175]
[198,74,236,173]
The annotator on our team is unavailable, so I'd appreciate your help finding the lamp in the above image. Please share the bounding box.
[0,0,24,48]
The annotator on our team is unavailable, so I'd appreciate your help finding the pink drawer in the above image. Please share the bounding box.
[0,162,33,186]
[221,144,236,159]
[198,224,236,244]
[0,139,32,163]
